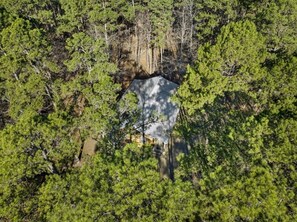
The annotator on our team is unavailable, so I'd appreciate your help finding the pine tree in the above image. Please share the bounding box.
[38,143,197,221]
[194,0,238,44]
[177,20,267,113]
[0,18,51,120]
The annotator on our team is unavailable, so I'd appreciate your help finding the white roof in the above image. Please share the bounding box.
[127,76,180,144]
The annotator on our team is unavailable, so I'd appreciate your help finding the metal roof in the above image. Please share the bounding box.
[127,76,180,144]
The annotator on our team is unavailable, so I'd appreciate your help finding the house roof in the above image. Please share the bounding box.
[126,76,180,144]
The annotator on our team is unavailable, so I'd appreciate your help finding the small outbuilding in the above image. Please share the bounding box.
[125,76,180,145]
[124,76,184,179]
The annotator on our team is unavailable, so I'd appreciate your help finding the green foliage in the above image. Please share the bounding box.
[57,0,92,33]
[1,0,55,26]
[64,32,110,73]
[0,111,78,220]
[0,7,10,30]
[61,32,119,138]
[0,18,51,119]
[1,0,296,221]
[263,56,297,114]
[197,164,288,221]
[148,0,174,48]
[177,6,297,220]
[38,143,197,221]
[88,0,135,33]
[177,21,267,113]
[58,0,134,37]
[249,0,297,55]
[195,0,238,44]
[176,99,296,220]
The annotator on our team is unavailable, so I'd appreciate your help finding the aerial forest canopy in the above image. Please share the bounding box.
[0,0,296,221]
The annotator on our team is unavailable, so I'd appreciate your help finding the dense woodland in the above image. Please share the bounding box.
[0,0,297,221]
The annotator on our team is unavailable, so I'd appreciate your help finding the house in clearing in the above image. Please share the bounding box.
[125,76,180,145]
[76,76,185,179]
[124,76,183,178]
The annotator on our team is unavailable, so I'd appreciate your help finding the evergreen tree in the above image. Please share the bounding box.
[148,0,174,49]
[0,111,79,221]
[177,21,267,113]
[0,18,52,120]
[176,17,297,221]
[38,143,197,221]
[1,0,56,27]
[0,0,296,220]
[194,0,238,44]
[61,32,120,139]
[246,0,297,55]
